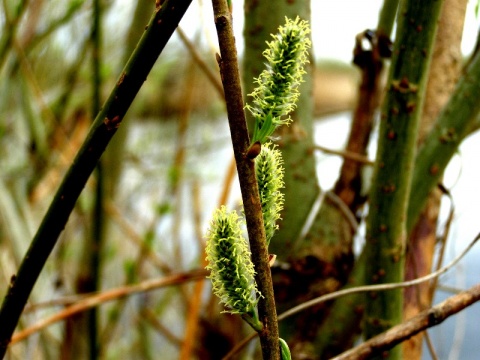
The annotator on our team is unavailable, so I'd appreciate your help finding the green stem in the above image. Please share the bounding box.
[407,48,480,231]
[364,2,444,360]
[210,0,279,358]
[86,0,103,356]
[0,1,192,356]
[0,0,29,70]
[377,0,399,37]
[242,311,263,332]
[315,1,399,355]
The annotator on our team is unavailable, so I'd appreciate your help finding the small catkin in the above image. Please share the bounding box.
[205,206,260,316]
[255,142,285,244]
[246,16,311,144]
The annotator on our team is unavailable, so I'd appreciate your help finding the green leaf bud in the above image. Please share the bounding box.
[279,338,292,360]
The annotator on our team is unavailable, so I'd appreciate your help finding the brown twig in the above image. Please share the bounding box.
[210,0,279,358]
[332,284,480,360]
[179,183,205,360]
[177,26,224,98]
[141,308,183,347]
[105,201,171,273]
[333,28,385,211]
[222,231,480,358]
[314,144,374,165]
[10,270,207,345]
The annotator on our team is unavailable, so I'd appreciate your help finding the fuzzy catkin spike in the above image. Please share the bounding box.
[255,142,285,244]
[246,16,311,144]
[205,206,261,317]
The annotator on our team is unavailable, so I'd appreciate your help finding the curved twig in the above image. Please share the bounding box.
[10,270,207,345]
[222,232,480,359]
[332,284,480,360]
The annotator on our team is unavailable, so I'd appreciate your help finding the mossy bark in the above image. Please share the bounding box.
[363,1,444,359]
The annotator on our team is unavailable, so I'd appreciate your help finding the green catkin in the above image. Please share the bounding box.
[205,206,261,318]
[205,17,309,335]
[255,142,285,244]
[246,16,311,144]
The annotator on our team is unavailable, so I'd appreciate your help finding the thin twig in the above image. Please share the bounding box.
[10,270,207,345]
[222,232,480,359]
[424,331,439,360]
[0,0,29,70]
[279,232,479,320]
[210,0,279,358]
[332,284,480,360]
[176,26,224,98]
[104,201,171,273]
[325,191,359,232]
[141,308,183,347]
[222,332,257,360]
[24,295,88,313]
[430,186,454,298]
[179,185,204,359]
[314,144,374,165]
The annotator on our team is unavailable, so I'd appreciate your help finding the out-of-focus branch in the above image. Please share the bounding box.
[10,270,207,345]
[0,1,193,356]
[176,27,224,98]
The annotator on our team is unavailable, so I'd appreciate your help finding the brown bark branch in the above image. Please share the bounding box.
[333,29,384,210]
[210,0,279,358]
[332,284,480,360]
[10,270,207,345]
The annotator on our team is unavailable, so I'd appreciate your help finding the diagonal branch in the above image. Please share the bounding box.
[9,270,207,345]
[332,284,480,360]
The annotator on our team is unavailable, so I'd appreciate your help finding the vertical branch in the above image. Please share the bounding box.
[210,0,279,358]
[407,45,480,232]
[364,1,444,359]
[86,0,104,357]
[403,0,467,357]
[334,0,398,211]
[63,0,105,354]
[0,0,29,70]
[314,2,399,357]
[0,1,192,356]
